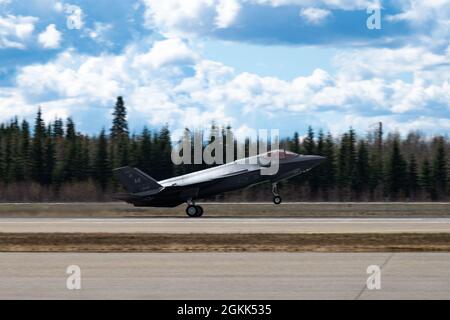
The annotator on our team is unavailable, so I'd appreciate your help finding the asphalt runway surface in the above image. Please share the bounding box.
[1,217,450,234]
[0,252,449,299]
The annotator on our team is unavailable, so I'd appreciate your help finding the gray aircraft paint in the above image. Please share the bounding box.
[113,150,325,210]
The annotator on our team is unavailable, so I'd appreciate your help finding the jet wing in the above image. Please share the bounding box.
[166,169,251,187]
[210,169,250,180]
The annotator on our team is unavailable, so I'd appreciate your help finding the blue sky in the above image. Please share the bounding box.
[0,0,450,138]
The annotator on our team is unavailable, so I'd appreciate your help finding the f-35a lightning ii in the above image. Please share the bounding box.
[113,150,325,217]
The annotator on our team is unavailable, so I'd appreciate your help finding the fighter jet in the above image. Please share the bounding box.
[113,150,325,217]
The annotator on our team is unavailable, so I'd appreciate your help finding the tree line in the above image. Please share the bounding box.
[0,97,448,202]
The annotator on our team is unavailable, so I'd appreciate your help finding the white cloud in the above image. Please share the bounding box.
[141,0,217,37]
[17,49,128,102]
[387,1,450,49]
[141,0,243,37]
[299,7,331,24]
[133,38,199,70]
[38,24,62,49]
[215,0,241,28]
[3,32,450,136]
[0,88,36,122]
[140,0,374,38]
[54,1,64,12]
[334,46,450,80]
[250,0,372,10]
[0,14,38,49]
[387,0,450,23]
[87,22,112,44]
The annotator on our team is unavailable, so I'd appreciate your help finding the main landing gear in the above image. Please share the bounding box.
[186,200,204,218]
[272,183,282,205]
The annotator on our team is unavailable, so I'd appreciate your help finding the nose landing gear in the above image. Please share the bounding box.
[272,183,282,205]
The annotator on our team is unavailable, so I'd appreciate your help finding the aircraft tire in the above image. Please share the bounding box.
[195,206,204,217]
[273,196,282,205]
[186,205,199,218]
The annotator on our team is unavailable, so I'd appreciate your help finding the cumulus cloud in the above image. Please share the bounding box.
[333,46,450,81]
[141,0,220,37]
[38,24,62,48]
[11,38,201,124]
[2,35,447,135]
[133,38,199,70]
[0,0,449,137]
[387,0,450,23]
[87,22,112,44]
[139,0,416,46]
[215,0,241,28]
[0,88,36,120]
[0,14,38,49]
[250,0,372,10]
[2,0,450,136]
[299,7,331,24]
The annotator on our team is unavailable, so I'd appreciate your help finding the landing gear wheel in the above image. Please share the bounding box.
[273,196,282,205]
[186,205,199,217]
[195,206,204,217]
[272,183,282,205]
[186,205,204,217]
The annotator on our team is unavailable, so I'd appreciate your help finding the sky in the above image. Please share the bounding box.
[0,0,450,138]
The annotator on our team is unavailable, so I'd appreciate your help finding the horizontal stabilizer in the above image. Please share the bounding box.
[113,167,162,194]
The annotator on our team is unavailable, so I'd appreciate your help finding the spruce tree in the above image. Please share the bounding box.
[321,132,336,198]
[79,136,91,181]
[309,130,324,196]
[420,158,435,200]
[31,108,46,184]
[129,135,140,167]
[110,96,130,168]
[156,125,173,180]
[338,132,350,190]
[338,129,356,194]
[432,137,448,198]
[52,118,64,138]
[0,128,4,183]
[407,154,419,199]
[368,123,384,198]
[94,129,111,191]
[386,138,407,199]
[110,96,129,140]
[292,132,301,154]
[353,140,370,197]
[20,120,31,180]
[302,127,319,197]
[64,118,82,181]
[43,136,55,185]
[3,128,12,183]
[139,127,153,174]
[10,119,24,182]
[302,126,315,154]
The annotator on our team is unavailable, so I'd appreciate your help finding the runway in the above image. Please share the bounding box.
[0,252,449,299]
[1,217,450,234]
